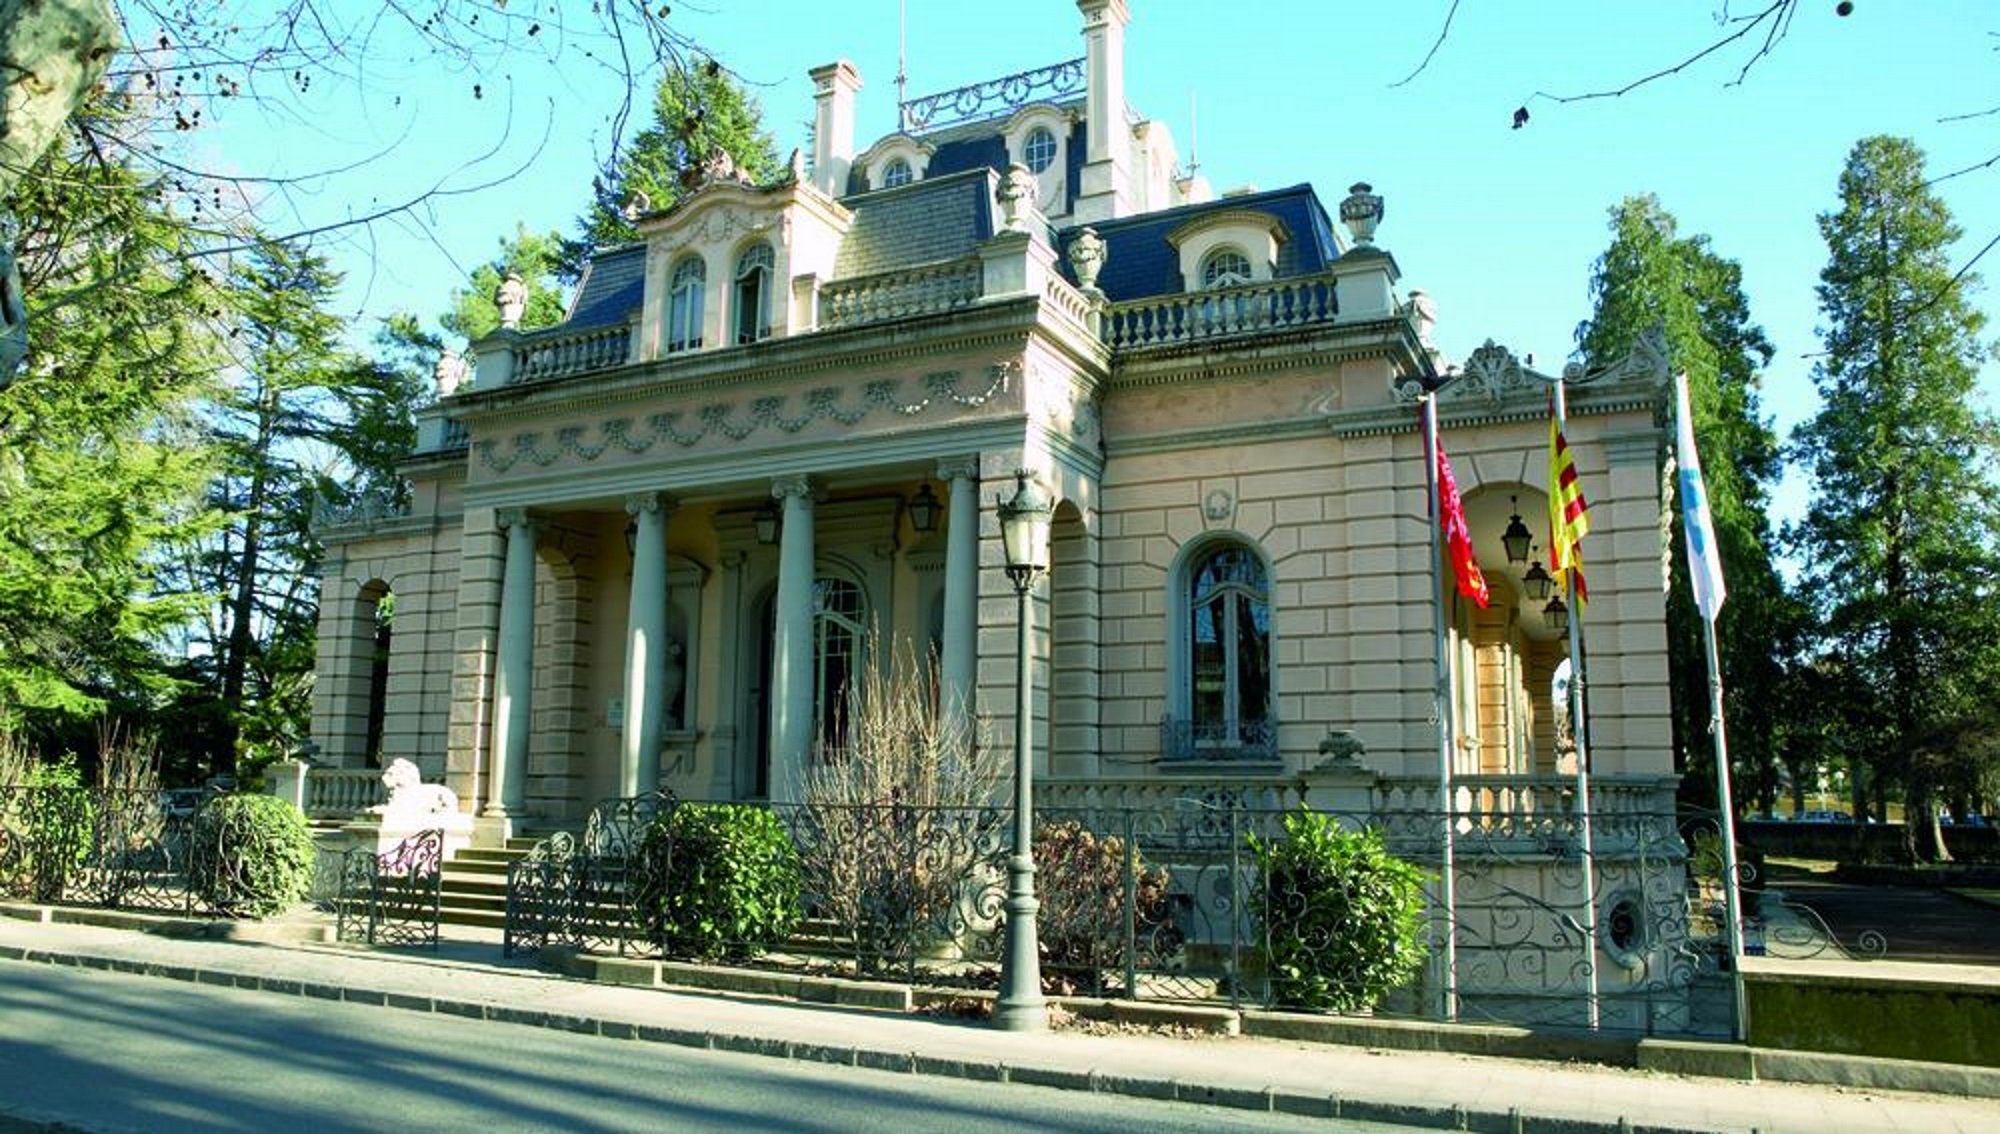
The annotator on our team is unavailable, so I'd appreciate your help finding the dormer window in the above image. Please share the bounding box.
[1201,248,1253,289]
[1023,127,1058,174]
[668,256,706,353]
[734,243,774,345]
[882,158,913,188]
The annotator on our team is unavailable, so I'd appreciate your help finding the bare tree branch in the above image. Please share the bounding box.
[1389,0,1462,89]
[1530,2,1798,109]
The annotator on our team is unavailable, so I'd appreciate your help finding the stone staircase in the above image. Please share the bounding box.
[437,837,539,931]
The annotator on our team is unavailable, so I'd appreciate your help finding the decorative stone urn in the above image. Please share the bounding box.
[1067,226,1107,292]
[1339,181,1384,246]
[996,164,1040,233]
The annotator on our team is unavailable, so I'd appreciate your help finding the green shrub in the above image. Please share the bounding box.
[0,760,97,902]
[639,803,802,962]
[1249,808,1430,1012]
[189,794,315,917]
[1031,820,1172,994]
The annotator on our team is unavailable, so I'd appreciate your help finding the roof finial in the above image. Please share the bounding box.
[896,0,910,131]
[1188,88,1200,176]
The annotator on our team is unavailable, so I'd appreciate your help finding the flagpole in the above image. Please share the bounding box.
[1675,371,1750,1044]
[1421,392,1460,1021]
[1552,377,1602,1030]
[1700,613,1751,1041]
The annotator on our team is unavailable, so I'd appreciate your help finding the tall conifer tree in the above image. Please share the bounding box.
[1793,135,1999,860]
[1575,195,1793,813]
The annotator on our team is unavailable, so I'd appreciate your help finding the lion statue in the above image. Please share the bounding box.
[370,758,458,817]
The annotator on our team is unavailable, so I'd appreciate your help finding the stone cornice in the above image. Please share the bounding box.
[1327,379,1667,440]
[472,363,1019,475]
[1105,317,1419,390]
[447,295,1045,427]
[1104,415,1328,458]
[462,418,1030,510]
[317,514,454,546]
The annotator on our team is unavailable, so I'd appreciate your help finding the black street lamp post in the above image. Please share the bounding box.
[994,467,1052,1032]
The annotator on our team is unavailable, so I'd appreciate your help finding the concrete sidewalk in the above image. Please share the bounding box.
[0,917,1991,1134]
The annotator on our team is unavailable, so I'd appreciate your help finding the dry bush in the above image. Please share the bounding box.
[796,639,1007,973]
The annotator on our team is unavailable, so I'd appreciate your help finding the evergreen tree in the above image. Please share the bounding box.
[0,95,221,728]
[1793,135,2000,861]
[442,225,570,344]
[1574,195,1794,814]
[177,241,421,775]
[561,63,782,278]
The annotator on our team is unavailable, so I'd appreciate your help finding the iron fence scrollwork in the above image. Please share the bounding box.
[335,829,443,949]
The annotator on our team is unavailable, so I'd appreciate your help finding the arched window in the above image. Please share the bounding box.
[813,577,867,755]
[1200,247,1253,289]
[733,243,774,345]
[1174,541,1273,759]
[1023,127,1058,174]
[667,256,705,353]
[882,158,913,188]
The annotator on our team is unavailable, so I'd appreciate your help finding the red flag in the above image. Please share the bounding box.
[1436,435,1490,608]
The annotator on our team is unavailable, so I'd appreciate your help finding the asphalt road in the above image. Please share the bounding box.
[0,963,1408,1134]
[1771,871,2000,964]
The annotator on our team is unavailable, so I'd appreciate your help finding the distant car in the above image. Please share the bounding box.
[1797,810,1853,823]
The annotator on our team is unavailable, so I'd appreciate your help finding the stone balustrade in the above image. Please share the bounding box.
[1101,273,1339,350]
[1037,774,1303,817]
[510,323,633,384]
[820,256,984,329]
[300,767,388,819]
[1043,273,1097,331]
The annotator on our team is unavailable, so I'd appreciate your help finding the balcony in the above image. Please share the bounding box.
[1159,715,1279,764]
[1101,273,1339,351]
[819,255,984,330]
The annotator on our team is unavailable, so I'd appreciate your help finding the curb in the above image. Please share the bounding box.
[0,941,1709,1134]
[0,902,333,946]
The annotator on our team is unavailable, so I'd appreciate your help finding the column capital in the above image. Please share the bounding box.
[771,474,815,504]
[495,507,538,532]
[936,455,981,483]
[624,491,677,517]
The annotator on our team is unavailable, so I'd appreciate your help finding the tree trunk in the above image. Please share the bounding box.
[217,381,278,775]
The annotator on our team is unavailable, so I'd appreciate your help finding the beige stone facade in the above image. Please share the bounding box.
[312,3,1678,830]
[309,1,1688,1025]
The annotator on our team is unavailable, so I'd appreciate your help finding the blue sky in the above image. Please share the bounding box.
[200,1,2000,524]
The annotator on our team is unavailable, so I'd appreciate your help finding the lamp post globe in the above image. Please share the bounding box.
[993,468,1052,1031]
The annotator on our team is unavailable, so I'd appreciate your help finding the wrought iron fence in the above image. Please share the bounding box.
[0,786,234,914]
[334,829,443,949]
[501,787,1749,1036]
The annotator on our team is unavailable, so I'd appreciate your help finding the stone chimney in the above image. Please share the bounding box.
[808,60,863,198]
[1074,0,1131,222]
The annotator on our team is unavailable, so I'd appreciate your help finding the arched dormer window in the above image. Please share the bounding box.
[1168,540,1275,760]
[1200,247,1253,289]
[882,158,913,188]
[667,256,705,353]
[734,243,774,345]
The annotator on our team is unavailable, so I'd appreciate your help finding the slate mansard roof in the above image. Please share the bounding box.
[559,123,1347,330]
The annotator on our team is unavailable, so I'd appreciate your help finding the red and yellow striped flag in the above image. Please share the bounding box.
[1548,414,1590,605]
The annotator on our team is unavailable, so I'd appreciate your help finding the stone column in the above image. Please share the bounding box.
[622,492,673,797]
[486,509,538,818]
[768,475,815,802]
[938,457,981,729]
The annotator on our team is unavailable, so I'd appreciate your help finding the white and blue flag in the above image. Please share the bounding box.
[1675,372,1727,622]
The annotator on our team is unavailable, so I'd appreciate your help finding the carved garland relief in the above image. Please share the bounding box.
[475,364,1016,473]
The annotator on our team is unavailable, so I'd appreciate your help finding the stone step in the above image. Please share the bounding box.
[437,905,508,930]
[438,872,508,897]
